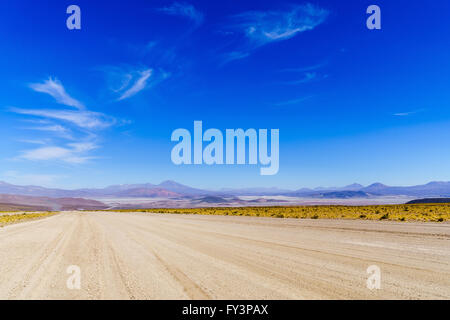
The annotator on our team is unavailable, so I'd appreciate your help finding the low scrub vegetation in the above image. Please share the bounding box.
[0,211,59,227]
[109,204,450,222]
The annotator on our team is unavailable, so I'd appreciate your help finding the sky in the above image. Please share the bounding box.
[0,0,449,190]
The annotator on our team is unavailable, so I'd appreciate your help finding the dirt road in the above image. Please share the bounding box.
[0,211,449,299]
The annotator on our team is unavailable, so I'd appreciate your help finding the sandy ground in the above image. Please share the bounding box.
[0,211,449,300]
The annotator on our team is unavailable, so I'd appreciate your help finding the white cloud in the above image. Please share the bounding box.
[223,4,329,62]
[393,112,413,116]
[12,108,115,130]
[12,77,120,165]
[118,69,153,101]
[158,2,204,26]
[393,109,425,116]
[25,124,73,140]
[238,4,328,44]
[279,62,329,85]
[30,78,85,109]
[112,68,170,101]
[221,51,251,64]
[68,142,97,153]
[21,146,72,161]
[18,139,47,145]
[282,72,327,85]
[19,143,97,164]
[113,73,133,93]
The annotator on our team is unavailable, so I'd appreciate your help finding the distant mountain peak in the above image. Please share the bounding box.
[367,182,387,188]
[344,183,364,188]
[158,180,184,187]
[425,181,449,186]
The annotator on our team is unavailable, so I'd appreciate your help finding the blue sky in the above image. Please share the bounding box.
[0,0,449,189]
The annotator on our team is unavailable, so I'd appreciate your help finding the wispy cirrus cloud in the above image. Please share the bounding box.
[222,4,329,62]
[24,124,74,140]
[279,61,329,85]
[158,2,204,27]
[11,77,118,164]
[118,69,152,101]
[221,51,251,66]
[18,139,47,145]
[113,73,133,93]
[281,72,329,85]
[11,108,115,130]
[393,109,425,117]
[19,142,97,164]
[30,78,85,109]
[278,61,329,85]
[109,67,170,101]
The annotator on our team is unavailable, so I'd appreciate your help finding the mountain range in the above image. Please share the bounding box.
[0,193,107,211]
[0,180,450,199]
